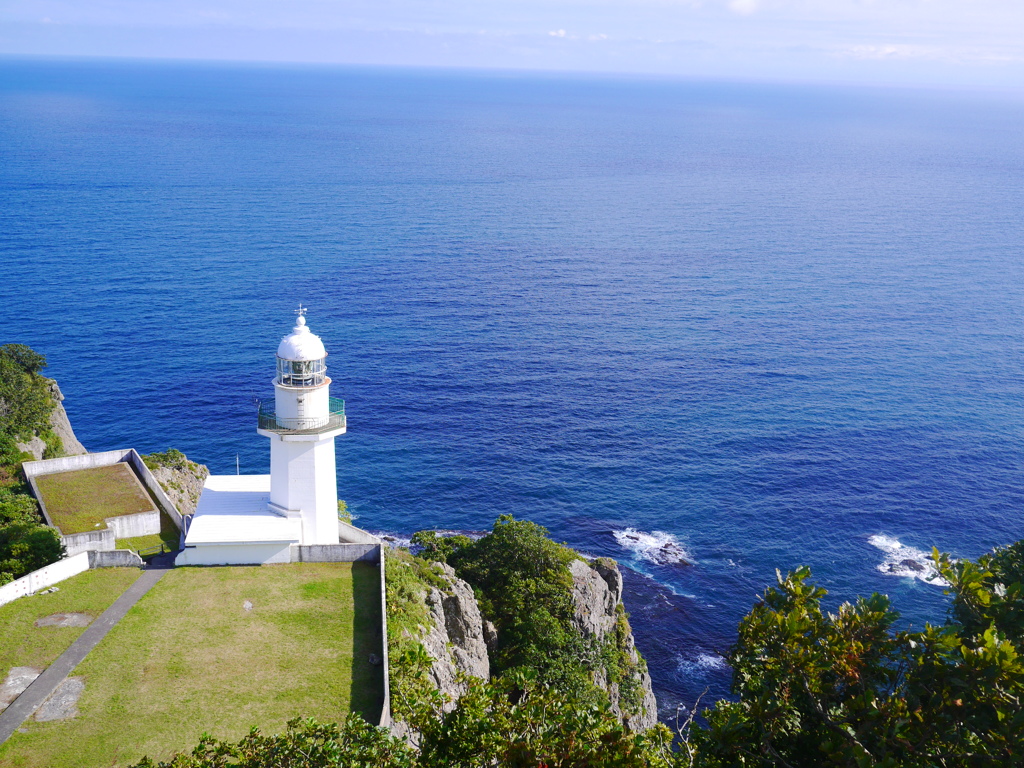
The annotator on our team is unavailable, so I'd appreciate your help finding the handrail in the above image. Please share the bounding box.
[257,398,346,434]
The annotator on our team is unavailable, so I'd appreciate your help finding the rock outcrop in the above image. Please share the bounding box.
[569,557,658,731]
[15,380,87,459]
[148,458,209,518]
[46,381,86,456]
[418,562,490,708]
[400,555,656,731]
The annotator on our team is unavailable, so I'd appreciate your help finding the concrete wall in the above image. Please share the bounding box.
[291,543,381,563]
[338,520,381,545]
[0,549,144,608]
[105,510,160,539]
[23,449,135,528]
[88,549,144,568]
[63,529,115,557]
[23,449,174,552]
[122,450,187,533]
[379,548,392,728]
[23,449,127,478]
[0,552,91,607]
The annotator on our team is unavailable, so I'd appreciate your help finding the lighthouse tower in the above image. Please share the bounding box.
[256,307,346,545]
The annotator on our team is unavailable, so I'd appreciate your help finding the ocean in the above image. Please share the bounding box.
[2,58,1023,717]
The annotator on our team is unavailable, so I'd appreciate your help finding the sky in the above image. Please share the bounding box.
[2,0,1023,89]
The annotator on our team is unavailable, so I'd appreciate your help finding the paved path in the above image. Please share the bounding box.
[0,556,174,745]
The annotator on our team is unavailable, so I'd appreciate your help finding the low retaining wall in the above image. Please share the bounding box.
[105,509,160,539]
[0,549,143,608]
[23,449,181,553]
[291,543,381,563]
[122,450,187,533]
[338,520,381,545]
[379,548,391,728]
[63,529,115,557]
[0,552,90,607]
[88,550,144,568]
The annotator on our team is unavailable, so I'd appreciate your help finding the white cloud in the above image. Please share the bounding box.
[728,0,759,15]
[837,42,1024,64]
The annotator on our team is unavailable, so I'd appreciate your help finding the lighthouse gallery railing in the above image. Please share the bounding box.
[257,397,346,434]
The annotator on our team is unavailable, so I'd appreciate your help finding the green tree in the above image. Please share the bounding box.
[0,521,64,585]
[0,347,54,440]
[0,487,41,526]
[683,555,1024,767]
[409,530,471,564]
[416,672,674,768]
[448,516,597,699]
[0,344,47,375]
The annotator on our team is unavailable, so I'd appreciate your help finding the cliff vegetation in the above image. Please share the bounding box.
[0,344,66,584]
[142,448,209,518]
[388,515,658,736]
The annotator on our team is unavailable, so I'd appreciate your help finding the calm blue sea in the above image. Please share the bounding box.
[2,58,1023,718]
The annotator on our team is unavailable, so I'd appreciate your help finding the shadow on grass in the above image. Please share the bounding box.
[351,560,385,724]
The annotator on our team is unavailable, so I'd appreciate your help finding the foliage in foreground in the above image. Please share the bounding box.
[133,535,1024,768]
[684,542,1024,767]
[0,344,65,584]
[131,675,674,768]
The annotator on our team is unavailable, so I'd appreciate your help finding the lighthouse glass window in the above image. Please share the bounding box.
[277,357,325,387]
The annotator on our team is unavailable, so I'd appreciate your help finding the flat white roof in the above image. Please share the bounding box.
[184,474,301,545]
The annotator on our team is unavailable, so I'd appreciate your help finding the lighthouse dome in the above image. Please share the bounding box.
[276,316,327,361]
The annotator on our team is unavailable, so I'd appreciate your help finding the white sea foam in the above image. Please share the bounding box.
[613,528,692,566]
[374,532,413,549]
[868,534,947,586]
[374,528,488,551]
[677,652,729,678]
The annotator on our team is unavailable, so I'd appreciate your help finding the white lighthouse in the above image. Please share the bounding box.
[176,307,377,566]
[257,307,345,544]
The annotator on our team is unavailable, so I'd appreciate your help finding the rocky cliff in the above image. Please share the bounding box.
[569,557,658,730]
[143,451,209,518]
[392,552,657,731]
[15,380,87,460]
[416,562,491,709]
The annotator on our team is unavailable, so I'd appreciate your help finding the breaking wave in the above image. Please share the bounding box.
[868,534,947,586]
[677,652,729,678]
[613,528,692,566]
[373,529,488,551]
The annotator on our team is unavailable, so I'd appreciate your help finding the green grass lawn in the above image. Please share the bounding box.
[34,464,157,534]
[0,568,141,678]
[115,512,181,555]
[0,562,384,768]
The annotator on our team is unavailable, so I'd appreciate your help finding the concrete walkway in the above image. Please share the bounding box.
[0,555,174,745]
